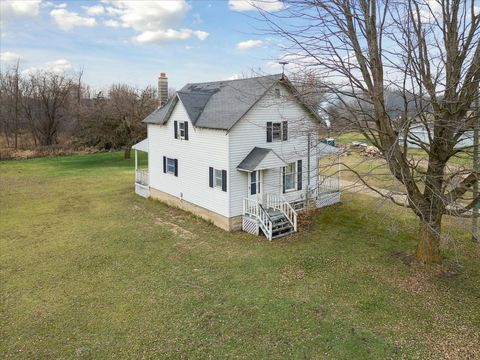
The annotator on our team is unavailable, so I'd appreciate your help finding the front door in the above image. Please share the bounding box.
[248,170,262,202]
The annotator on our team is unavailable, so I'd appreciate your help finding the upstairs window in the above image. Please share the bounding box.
[266,121,288,142]
[275,88,281,98]
[272,122,282,141]
[174,121,189,140]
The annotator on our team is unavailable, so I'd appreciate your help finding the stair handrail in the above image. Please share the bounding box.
[243,197,273,240]
[264,193,297,232]
[279,195,298,232]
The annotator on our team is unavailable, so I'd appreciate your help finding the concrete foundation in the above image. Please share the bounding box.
[149,187,242,231]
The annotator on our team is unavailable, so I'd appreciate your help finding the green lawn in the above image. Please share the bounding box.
[1,152,479,359]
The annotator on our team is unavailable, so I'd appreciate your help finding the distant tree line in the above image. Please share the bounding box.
[0,63,158,159]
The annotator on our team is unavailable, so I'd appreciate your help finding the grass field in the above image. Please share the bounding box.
[1,152,479,359]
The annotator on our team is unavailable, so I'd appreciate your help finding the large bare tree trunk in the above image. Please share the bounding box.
[416,217,442,264]
[124,147,131,159]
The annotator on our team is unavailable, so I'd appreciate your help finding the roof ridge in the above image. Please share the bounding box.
[182,73,282,87]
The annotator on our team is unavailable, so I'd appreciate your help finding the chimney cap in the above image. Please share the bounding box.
[159,72,167,78]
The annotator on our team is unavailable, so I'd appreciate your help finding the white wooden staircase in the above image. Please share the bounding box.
[242,194,298,240]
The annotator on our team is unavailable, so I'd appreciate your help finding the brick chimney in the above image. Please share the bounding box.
[158,72,168,106]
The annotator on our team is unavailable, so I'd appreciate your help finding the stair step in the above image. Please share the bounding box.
[272,224,293,234]
[271,229,295,239]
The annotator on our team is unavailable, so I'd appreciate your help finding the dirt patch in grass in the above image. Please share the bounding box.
[155,218,196,239]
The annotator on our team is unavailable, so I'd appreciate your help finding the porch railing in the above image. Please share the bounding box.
[318,175,339,193]
[135,169,149,186]
[243,197,273,240]
[264,193,298,232]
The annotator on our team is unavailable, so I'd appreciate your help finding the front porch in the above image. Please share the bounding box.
[237,144,342,240]
[132,139,150,198]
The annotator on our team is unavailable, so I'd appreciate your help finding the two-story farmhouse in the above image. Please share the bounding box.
[133,73,341,240]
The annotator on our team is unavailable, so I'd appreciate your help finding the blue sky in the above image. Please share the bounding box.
[0,0,285,90]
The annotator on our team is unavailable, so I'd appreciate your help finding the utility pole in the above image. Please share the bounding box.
[473,84,479,243]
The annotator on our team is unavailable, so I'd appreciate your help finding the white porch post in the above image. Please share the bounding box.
[337,154,341,190]
[134,149,138,171]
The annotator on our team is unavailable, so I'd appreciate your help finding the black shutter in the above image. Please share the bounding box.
[174,121,178,139]
[209,167,214,188]
[174,159,178,177]
[221,170,227,192]
[184,121,189,140]
[266,122,272,142]
[163,156,166,173]
[282,166,286,193]
[282,121,288,141]
[297,160,302,190]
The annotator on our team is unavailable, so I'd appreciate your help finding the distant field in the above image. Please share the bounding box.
[331,132,474,194]
[1,152,479,359]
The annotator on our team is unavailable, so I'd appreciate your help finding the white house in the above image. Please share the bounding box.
[133,74,341,240]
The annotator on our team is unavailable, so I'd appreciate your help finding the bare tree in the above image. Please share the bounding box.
[79,84,156,159]
[261,0,480,264]
[0,61,22,148]
[20,71,79,146]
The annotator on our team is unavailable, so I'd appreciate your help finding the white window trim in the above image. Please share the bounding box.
[284,162,297,192]
[166,158,176,174]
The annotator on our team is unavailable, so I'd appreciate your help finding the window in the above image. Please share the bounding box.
[163,156,178,176]
[250,170,260,195]
[266,121,288,142]
[275,88,281,98]
[174,121,188,140]
[209,167,227,192]
[283,162,296,192]
[166,158,176,174]
[215,169,223,188]
[179,122,185,139]
[272,122,282,141]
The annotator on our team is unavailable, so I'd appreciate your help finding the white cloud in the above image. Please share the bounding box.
[43,2,67,9]
[50,8,96,31]
[229,0,284,12]
[135,28,209,44]
[101,0,208,44]
[22,59,73,75]
[103,19,121,28]
[194,30,209,41]
[1,0,42,23]
[107,0,190,32]
[237,39,263,50]
[83,4,105,16]
[0,51,23,62]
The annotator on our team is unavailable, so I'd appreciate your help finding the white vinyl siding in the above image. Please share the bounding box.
[228,83,319,217]
[148,101,229,217]
[147,82,320,219]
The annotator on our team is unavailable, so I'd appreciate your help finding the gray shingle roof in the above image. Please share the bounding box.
[237,147,271,171]
[143,73,322,130]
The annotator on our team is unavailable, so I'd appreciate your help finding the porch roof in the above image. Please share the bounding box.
[132,138,148,152]
[318,143,341,157]
[237,147,287,172]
